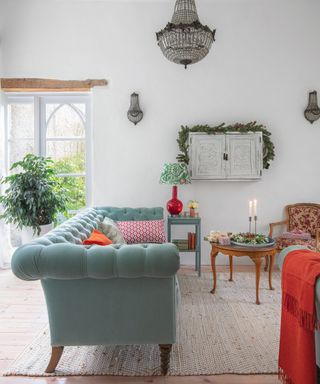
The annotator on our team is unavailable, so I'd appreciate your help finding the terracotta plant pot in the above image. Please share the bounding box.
[189,208,196,217]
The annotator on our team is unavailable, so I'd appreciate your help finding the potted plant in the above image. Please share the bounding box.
[188,200,199,217]
[0,154,68,243]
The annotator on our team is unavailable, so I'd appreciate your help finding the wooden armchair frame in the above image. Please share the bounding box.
[269,203,320,251]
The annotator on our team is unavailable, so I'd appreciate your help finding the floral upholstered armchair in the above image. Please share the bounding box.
[269,203,320,252]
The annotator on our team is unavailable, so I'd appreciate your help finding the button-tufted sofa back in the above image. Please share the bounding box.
[96,207,164,221]
[35,208,103,246]
[30,207,164,247]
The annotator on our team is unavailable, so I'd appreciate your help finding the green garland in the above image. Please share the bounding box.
[176,122,275,169]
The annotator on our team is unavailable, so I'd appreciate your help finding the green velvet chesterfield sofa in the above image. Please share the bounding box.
[11,207,180,375]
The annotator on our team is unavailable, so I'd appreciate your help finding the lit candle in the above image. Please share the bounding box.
[253,199,257,216]
[249,200,253,218]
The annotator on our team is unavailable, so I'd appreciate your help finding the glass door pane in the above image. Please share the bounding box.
[46,103,85,138]
[7,102,35,171]
[59,176,86,211]
[47,141,85,174]
[8,103,34,139]
[43,100,87,211]
[6,100,35,247]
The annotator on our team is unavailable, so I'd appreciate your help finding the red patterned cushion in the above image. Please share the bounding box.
[275,236,316,251]
[117,220,166,244]
[281,230,311,240]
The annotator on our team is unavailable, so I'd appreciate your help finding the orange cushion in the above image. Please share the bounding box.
[83,229,112,246]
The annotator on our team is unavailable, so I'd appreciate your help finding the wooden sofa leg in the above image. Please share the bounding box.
[317,364,320,384]
[45,346,64,373]
[159,344,172,375]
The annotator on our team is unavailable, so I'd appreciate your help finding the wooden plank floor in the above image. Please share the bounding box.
[0,266,280,383]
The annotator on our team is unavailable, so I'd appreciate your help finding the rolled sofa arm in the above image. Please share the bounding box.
[11,243,180,281]
[278,245,309,271]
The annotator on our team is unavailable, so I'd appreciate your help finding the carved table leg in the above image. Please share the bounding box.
[268,252,275,290]
[159,344,172,375]
[264,255,269,272]
[210,249,218,294]
[229,255,233,282]
[45,346,64,373]
[250,256,262,305]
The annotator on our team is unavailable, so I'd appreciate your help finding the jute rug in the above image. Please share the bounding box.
[4,272,281,376]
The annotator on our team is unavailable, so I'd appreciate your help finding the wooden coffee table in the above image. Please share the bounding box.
[208,243,277,305]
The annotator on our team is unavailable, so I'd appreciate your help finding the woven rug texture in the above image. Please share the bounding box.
[4,272,281,376]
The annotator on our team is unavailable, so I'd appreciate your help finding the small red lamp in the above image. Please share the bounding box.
[159,162,191,216]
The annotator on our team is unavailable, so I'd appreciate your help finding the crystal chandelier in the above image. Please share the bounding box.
[156,0,216,69]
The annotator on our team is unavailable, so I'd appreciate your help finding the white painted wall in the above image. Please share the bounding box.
[1,0,320,265]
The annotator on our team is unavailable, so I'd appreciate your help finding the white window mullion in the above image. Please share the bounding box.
[39,96,47,157]
[34,95,41,156]
[4,94,9,175]
[85,96,92,207]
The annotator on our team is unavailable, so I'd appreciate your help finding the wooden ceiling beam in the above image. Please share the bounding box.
[0,78,108,92]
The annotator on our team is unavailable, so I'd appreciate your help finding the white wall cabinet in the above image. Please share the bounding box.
[189,132,263,180]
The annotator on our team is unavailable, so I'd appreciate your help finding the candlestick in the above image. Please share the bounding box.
[249,216,252,233]
[254,215,257,234]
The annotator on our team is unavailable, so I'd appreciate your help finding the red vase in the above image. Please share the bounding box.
[167,186,183,215]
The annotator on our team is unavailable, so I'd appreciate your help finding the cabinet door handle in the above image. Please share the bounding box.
[225,153,228,161]
[223,153,226,160]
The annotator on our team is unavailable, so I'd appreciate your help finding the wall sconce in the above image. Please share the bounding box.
[304,91,320,124]
[127,92,143,125]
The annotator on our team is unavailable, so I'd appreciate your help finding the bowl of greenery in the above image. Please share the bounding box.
[230,232,275,247]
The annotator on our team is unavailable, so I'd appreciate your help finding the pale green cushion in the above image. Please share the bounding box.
[99,217,126,245]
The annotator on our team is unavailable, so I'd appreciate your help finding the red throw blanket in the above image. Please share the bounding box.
[279,249,320,384]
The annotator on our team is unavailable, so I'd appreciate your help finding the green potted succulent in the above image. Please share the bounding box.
[0,154,68,242]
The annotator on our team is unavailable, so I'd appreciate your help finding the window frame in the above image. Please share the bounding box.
[4,92,93,208]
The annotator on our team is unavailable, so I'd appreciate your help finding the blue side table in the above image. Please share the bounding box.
[167,216,201,277]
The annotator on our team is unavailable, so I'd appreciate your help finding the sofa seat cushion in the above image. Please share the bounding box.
[117,219,166,244]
